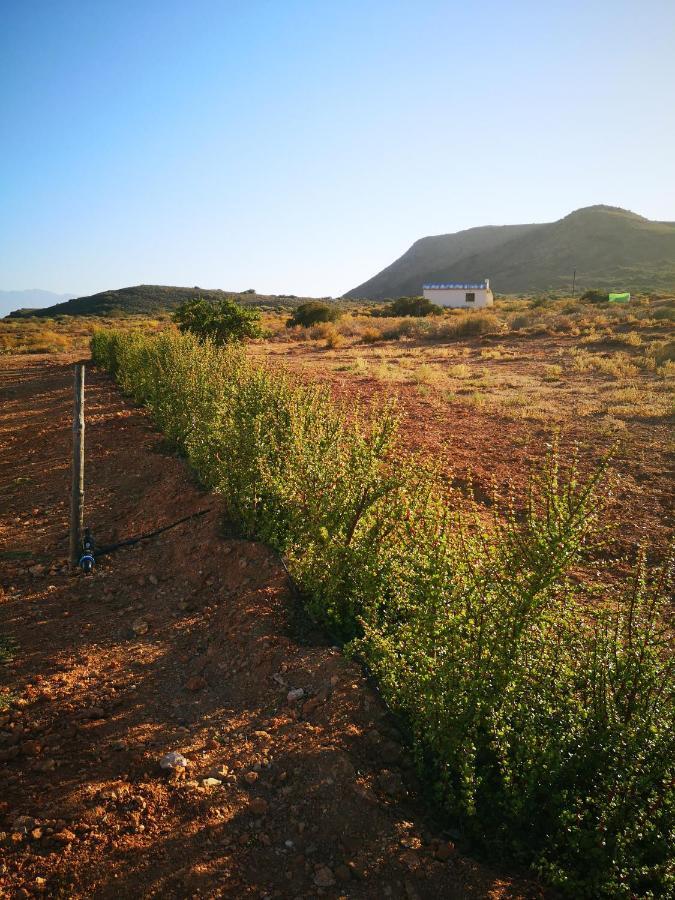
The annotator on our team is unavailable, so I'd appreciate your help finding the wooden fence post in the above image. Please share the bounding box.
[69,363,85,567]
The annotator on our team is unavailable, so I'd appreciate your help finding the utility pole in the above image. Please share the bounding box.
[69,363,85,568]
[572,269,577,298]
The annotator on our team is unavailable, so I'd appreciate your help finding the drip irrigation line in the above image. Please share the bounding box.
[95,508,212,558]
[278,554,301,598]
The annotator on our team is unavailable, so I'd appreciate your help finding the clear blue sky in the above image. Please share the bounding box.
[2,0,674,300]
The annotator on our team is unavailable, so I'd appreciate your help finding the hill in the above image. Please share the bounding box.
[346,206,675,298]
[0,289,75,318]
[5,285,313,319]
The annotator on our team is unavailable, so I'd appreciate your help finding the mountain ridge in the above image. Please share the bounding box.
[4,285,314,319]
[346,206,675,298]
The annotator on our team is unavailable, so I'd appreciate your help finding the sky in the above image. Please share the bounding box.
[2,0,675,302]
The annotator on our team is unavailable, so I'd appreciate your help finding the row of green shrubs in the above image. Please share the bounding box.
[91,328,673,897]
[287,296,444,327]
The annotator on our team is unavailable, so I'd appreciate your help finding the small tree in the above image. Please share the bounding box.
[173,297,262,344]
[286,301,342,328]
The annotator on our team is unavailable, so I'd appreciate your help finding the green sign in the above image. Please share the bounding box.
[609,292,631,303]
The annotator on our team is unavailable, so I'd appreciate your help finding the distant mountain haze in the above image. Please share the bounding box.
[0,289,75,318]
[346,206,675,298]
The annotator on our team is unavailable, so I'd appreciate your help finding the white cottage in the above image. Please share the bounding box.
[423,280,494,309]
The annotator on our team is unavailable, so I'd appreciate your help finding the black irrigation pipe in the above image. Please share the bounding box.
[94,507,212,559]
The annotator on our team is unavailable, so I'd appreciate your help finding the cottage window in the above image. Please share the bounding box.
[465,292,475,303]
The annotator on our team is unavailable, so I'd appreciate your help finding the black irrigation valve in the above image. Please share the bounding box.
[79,528,96,574]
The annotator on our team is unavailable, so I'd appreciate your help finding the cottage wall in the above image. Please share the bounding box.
[423,281,494,309]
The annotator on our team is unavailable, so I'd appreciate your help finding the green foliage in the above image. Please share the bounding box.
[375,296,443,318]
[92,329,674,897]
[172,297,262,344]
[581,289,610,304]
[286,301,342,328]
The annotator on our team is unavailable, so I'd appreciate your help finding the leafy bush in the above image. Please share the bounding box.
[361,327,383,344]
[376,296,443,318]
[92,329,674,897]
[441,311,502,337]
[286,301,342,328]
[172,297,262,344]
[581,289,610,304]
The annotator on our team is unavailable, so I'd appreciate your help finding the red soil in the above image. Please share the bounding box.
[0,356,543,899]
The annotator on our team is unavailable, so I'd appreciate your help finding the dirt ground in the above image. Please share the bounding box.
[0,355,544,899]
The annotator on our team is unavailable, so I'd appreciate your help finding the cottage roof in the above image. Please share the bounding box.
[423,282,489,290]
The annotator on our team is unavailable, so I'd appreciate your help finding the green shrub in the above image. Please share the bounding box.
[376,296,443,318]
[172,296,262,344]
[92,329,674,897]
[286,301,342,328]
[581,289,610,304]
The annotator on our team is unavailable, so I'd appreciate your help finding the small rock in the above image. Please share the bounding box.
[244,771,259,785]
[202,777,222,788]
[29,564,45,576]
[186,675,207,692]
[148,574,158,586]
[52,829,76,844]
[131,619,149,636]
[334,864,352,882]
[20,740,42,757]
[287,688,305,703]
[159,751,189,771]
[302,697,320,716]
[33,758,56,772]
[248,797,268,815]
[435,841,457,861]
[314,866,336,888]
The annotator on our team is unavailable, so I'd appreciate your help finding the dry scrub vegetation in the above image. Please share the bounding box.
[255,295,674,429]
[0,315,170,356]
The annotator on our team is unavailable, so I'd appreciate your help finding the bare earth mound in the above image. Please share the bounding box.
[0,356,542,898]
